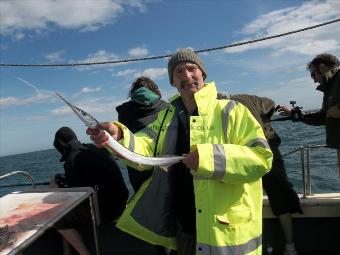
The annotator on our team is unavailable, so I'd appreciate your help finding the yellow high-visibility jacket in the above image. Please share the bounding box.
[115,82,273,255]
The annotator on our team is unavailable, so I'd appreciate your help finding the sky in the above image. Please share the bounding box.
[0,0,340,157]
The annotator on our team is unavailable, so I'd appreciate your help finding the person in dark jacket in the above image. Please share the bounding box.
[279,53,340,149]
[52,127,129,255]
[116,77,168,255]
[230,94,302,255]
[116,76,168,192]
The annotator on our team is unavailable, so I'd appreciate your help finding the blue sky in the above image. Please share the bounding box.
[1,0,340,157]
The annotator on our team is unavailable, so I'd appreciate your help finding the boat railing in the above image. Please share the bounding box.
[284,145,340,198]
[0,170,37,189]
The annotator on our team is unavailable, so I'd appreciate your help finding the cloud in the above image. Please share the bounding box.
[0,0,148,38]
[224,0,340,56]
[71,46,150,70]
[273,39,339,56]
[114,69,137,77]
[72,46,151,71]
[114,67,168,80]
[0,93,53,106]
[129,47,149,57]
[137,68,167,79]
[76,86,102,95]
[45,50,65,62]
[14,32,25,41]
[0,96,17,106]
[50,95,123,117]
[255,76,323,110]
[70,50,121,70]
[50,105,70,116]
[113,67,167,80]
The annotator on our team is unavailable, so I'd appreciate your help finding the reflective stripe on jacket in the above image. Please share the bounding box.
[116,82,273,254]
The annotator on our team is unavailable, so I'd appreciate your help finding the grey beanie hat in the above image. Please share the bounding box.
[168,48,207,85]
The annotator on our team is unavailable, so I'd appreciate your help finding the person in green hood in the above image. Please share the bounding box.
[116,77,169,255]
[116,77,168,193]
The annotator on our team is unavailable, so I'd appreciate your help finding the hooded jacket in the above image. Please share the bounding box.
[228,94,281,149]
[116,87,168,192]
[54,129,129,222]
[116,87,168,133]
[229,94,303,216]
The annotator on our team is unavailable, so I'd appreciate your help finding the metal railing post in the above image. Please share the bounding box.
[337,149,340,179]
[0,171,36,189]
[89,192,101,255]
[306,147,312,195]
[300,146,306,198]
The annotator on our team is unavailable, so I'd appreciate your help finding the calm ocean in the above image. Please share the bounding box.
[1,121,339,197]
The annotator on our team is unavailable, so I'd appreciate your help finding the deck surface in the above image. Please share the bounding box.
[2,191,339,255]
[263,193,340,218]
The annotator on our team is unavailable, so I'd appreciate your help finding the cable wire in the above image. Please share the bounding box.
[1,18,339,67]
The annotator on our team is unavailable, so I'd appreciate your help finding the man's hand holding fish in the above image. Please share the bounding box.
[86,122,122,147]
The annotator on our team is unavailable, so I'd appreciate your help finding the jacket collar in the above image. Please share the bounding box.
[316,69,339,92]
[194,81,217,116]
[169,81,217,116]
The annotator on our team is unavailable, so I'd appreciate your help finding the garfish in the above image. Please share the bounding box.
[55,92,184,171]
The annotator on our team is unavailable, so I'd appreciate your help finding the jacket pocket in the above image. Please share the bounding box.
[216,208,252,226]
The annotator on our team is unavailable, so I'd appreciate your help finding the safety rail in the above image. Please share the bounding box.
[284,145,340,198]
[0,171,37,189]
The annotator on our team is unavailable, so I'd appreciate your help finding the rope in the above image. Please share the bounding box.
[1,18,339,67]
[0,181,50,189]
[281,144,327,158]
[281,148,301,158]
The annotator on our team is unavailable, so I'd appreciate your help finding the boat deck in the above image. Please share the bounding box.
[2,191,340,255]
[263,193,340,254]
[263,193,340,218]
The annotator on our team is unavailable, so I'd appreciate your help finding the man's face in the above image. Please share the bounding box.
[172,62,205,99]
[310,65,322,84]
[310,64,330,84]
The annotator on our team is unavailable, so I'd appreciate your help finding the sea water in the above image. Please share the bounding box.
[1,121,339,197]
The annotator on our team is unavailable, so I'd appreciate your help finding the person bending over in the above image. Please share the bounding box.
[52,127,129,255]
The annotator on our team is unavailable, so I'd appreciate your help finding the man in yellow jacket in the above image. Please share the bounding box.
[87,49,273,255]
